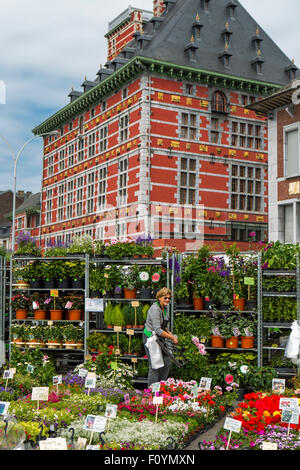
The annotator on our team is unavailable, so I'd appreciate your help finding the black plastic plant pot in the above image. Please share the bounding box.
[138,287,152,299]
[57,278,71,289]
[44,279,57,289]
[30,279,44,289]
[71,279,85,289]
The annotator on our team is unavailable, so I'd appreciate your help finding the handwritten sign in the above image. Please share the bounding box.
[85,298,104,312]
[224,417,242,434]
[31,387,49,402]
[50,290,59,298]
[40,438,67,451]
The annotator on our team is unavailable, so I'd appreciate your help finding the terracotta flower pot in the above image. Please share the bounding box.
[50,310,64,321]
[241,336,255,349]
[226,337,239,349]
[69,310,82,321]
[64,341,77,350]
[34,310,48,320]
[15,309,28,320]
[233,298,246,311]
[124,289,137,299]
[211,336,224,348]
[193,297,204,311]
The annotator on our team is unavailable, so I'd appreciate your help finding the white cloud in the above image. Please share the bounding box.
[0,0,299,193]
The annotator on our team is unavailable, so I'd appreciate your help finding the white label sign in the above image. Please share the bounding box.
[3,370,14,380]
[262,442,278,451]
[199,377,212,391]
[39,438,67,451]
[83,415,107,433]
[85,298,104,312]
[281,407,300,425]
[272,379,285,394]
[151,382,161,393]
[53,375,63,386]
[78,368,88,378]
[0,402,10,416]
[85,376,96,389]
[105,404,118,419]
[31,387,49,402]
[153,396,164,406]
[224,417,242,434]
[279,397,299,410]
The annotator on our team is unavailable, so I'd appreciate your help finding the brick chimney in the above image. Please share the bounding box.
[153,0,165,16]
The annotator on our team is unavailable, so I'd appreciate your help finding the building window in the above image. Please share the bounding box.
[76,176,84,217]
[59,149,65,171]
[120,114,129,143]
[46,189,53,224]
[118,158,128,206]
[57,184,65,222]
[47,155,54,176]
[100,125,108,153]
[122,88,128,100]
[98,166,107,210]
[179,158,197,205]
[88,131,97,158]
[212,91,227,113]
[231,120,262,150]
[116,221,127,238]
[231,164,263,212]
[78,137,84,162]
[285,125,299,177]
[66,180,74,219]
[87,172,95,214]
[185,83,194,96]
[210,118,219,143]
[67,144,75,167]
[180,113,197,140]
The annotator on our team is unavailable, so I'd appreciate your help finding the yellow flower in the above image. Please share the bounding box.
[263,411,270,417]
[273,411,281,417]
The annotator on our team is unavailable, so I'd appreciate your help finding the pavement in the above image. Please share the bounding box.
[185,401,239,451]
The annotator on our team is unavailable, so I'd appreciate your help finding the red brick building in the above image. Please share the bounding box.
[33,0,297,253]
[14,192,41,245]
[249,79,300,243]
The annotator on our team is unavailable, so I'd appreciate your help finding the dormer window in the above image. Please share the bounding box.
[227,1,238,18]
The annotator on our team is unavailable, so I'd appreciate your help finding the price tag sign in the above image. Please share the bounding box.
[3,370,14,380]
[53,375,63,386]
[262,442,278,451]
[85,376,96,389]
[105,404,118,419]
[281,407,300,425]
[191,385,199,399]
[32,301,40,310]
[32,387,49,402]
[0,402,10,416]
[244,277,255,286]
[65,301,73,310]
[47,321,53,326]
[279,397,299,410]
[110,362,118,370]
[151,382,161,393]
[78,368,88,378]
[126,329,135,336]
[84,415,107,433]
[199,377,212,391]
[86,445,100,451]
[131,301,140,308]
[50,290,59,298]
[272,379,285,394]
[114,326,122,333]
[224,417,242,434]
[26,365,35,375]
[85,298,104,312]
[153,396,164,406]
[40,437,67,451]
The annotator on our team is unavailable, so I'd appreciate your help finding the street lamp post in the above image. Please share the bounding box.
[0,130,59,360]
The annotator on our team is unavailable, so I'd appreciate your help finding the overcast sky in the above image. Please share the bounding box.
[0,0,299,194]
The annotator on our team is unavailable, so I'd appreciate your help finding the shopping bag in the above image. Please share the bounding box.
[145,334,164,369]
[285,321,300,364]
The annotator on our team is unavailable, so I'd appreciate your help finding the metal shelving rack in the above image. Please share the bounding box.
[258,252,300,377]
[88,254,170,384]
[0,256,8,365]
[9,254,90,365]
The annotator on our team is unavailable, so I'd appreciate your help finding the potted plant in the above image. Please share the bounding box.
[20,261,44,288]
[111,304,125,328]
[67,234,95,256]
[45,325,64,349]
[104,238,135,259]
[65,297,84,321]
[15,231,41,257]
[134,235,154,259]
[30,293,49,320]
[239,317,257,349]
[11,324,25,347]
[11,294,31,320]
[62,325,84,349]
[121,266,138,299]
[211,320,225,348]
[67,261,85,289]
[226,244,247,311]
[89,266,105,298]
[48,296,65,321]
[222,315,241,349]
[174,280,190,307]
[104,302,114,329]
[25,325,46,348]
[123,304,135,328]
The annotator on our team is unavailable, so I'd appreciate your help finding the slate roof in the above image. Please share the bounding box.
[103,0,297,86]
[15,192,41,215]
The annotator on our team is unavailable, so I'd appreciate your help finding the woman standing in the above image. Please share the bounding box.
[143,287,178,387]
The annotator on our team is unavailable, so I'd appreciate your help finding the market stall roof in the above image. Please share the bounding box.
[247,80,300,115]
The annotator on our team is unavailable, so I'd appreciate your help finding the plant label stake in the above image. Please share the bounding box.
[223,417,242,450]
[114,326,122,352]
[126,329,134,355]
[32,387,49,411]
[131,357,137,373]
[131,301,139,326]
[104,404,117,432]
[153,396,163,423]
[83,415,107,447]
[50,290,59,311]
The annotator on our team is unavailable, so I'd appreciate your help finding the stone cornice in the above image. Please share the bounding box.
[33,56,281,135]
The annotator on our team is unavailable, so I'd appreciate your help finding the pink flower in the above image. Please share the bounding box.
[225,374,234,384]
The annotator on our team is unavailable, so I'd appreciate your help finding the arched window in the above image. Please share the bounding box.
[212,91,228,113]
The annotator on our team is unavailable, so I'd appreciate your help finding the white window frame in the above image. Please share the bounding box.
[284,123,300,178]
